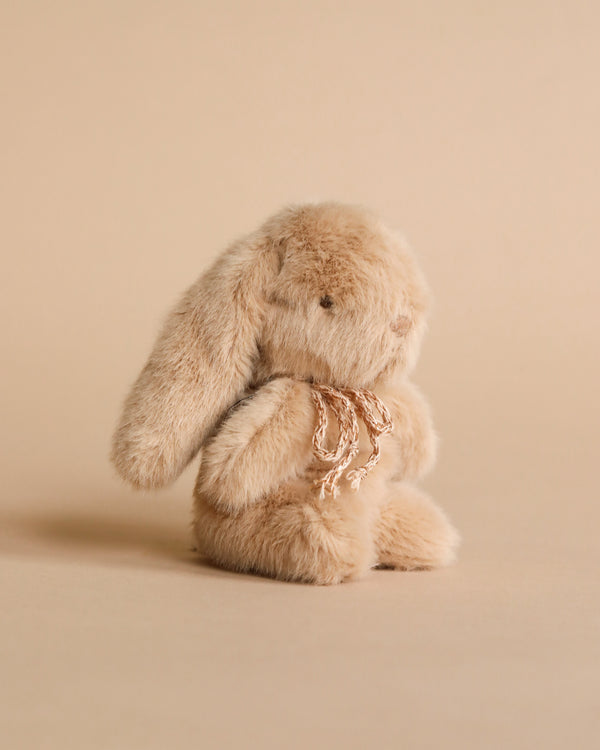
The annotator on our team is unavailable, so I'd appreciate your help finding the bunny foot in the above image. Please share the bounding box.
[375,482,460,570]
[193,485,375,585]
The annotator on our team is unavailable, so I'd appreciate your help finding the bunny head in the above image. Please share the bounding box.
[112,202,431,489]
[255,203,430,389]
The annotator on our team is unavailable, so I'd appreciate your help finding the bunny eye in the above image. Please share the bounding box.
[319,295,334,309]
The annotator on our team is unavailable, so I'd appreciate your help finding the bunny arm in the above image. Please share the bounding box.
[195,377,316,513]
[378,380,438,481]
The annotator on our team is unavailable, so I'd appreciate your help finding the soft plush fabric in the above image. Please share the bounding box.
[112,203,459,583]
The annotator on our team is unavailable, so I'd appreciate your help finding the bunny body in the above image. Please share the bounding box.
[112,203,459,584]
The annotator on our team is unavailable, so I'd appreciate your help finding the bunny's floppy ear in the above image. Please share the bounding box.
[111,230,278,489]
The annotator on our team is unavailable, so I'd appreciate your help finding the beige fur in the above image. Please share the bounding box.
[112,202,459,584]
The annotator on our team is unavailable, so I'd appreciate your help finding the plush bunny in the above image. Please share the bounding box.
[112,203,459,584]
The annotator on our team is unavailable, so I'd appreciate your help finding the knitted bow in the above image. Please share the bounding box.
[310,384,394,498]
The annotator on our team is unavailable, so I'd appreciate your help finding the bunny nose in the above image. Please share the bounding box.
[391,314,412,336]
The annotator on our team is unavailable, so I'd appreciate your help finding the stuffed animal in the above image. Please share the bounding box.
[111,202,459,583]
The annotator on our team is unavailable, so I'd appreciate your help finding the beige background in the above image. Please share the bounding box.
[1,1,599,748]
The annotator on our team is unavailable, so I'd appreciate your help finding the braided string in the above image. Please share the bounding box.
[311,385,360,497]
[310,383,394,498]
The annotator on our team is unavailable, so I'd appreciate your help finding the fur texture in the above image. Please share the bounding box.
[112,202,459,584]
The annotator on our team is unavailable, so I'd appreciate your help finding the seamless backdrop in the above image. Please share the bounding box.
[1,2,599,749]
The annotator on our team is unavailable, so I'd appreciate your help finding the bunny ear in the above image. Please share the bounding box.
[111,231,278,489]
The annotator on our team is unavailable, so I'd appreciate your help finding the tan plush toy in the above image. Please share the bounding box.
[111,203,459,583]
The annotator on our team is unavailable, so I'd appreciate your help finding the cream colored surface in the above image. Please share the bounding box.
[1,1,598,748]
